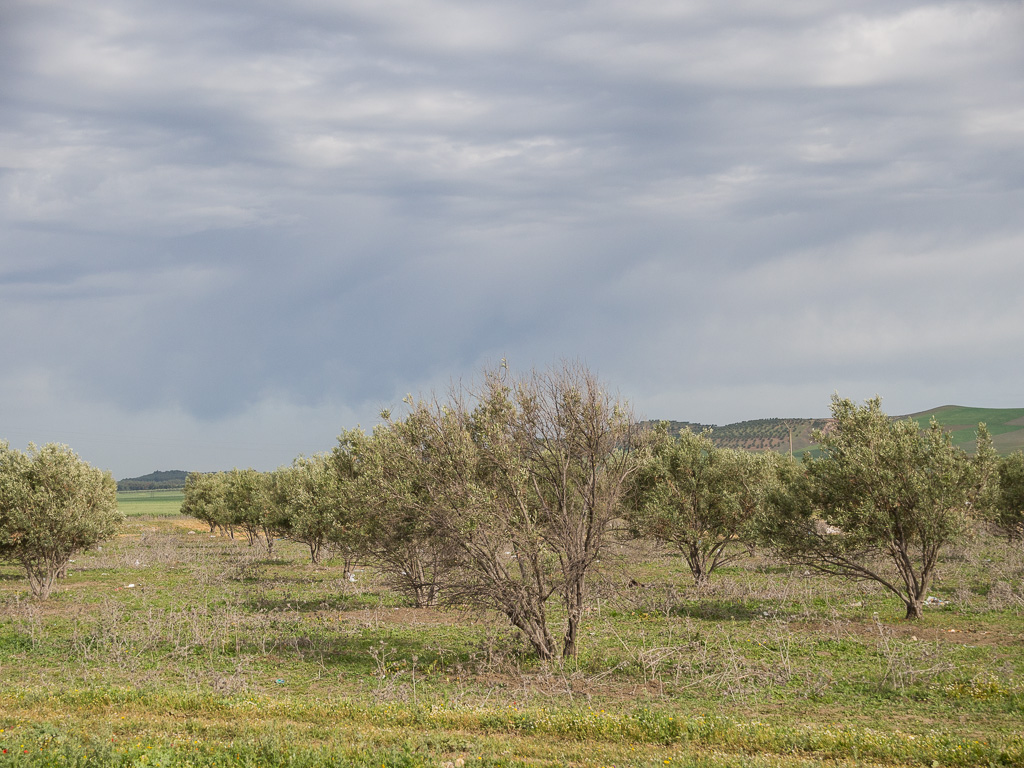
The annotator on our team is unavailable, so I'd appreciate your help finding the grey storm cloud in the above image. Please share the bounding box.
[1,0,1023,477]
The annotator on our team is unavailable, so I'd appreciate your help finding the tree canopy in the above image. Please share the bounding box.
[995,451,1024,541]
[760,396,994,619]
[628,427,782,585]
[0,442,122,599]
[349,362,647,658]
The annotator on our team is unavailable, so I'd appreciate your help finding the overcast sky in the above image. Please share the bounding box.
[2,0,1022,478]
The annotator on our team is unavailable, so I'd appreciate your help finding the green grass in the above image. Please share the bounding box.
[2,516,1024,766]
[2,695,1022,767]
[116,489,184,517]
[903,405,1024,454]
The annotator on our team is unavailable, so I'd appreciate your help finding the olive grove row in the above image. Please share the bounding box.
[177,363,1024,658]
[3,363,1022,653]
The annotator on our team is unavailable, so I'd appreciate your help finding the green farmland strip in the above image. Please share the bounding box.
[117,489,184,517]
[905,406,1024,431]
[900,406,1024,454]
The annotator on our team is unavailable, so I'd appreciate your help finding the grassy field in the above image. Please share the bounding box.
[116,489,184,517]
[1,515,1023,766]
[904,406,1024,454]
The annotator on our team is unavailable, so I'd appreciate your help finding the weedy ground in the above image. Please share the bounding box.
[1,513,1023,767]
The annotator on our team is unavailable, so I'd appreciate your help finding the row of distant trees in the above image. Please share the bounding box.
[2,362,1022,648]
[179,362,1024,659]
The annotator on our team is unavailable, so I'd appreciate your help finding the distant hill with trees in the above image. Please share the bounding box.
[117,470,189,491]
[643,418,830,455]
[646,405,1024,456]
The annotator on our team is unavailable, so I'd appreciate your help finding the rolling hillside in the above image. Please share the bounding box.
[899,405,1024,455]
[648,405,1024,456]
[117,469,189,491]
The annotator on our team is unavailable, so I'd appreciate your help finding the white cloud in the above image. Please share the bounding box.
[2,0,1023,472]
[548,2,1022,90]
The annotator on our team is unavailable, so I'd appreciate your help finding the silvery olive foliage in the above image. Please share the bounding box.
[627,426,783,586]
[0,441,122,599]
[995,451,1024,542]
[760,396,995,619]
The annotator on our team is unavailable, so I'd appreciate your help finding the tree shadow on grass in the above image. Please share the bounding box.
[229,622,474,677]
[668,599,785,621]
[243,592,402,613]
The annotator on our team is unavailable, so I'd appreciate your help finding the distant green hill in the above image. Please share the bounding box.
[898,405,1024,455]
[117,470,189,491]
[647,406,1024,457]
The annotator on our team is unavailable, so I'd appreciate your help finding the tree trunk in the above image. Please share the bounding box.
[904,568,931,620]
[25,563,58,600]
[905,598,923,619]
[562,616,578,658]
[410,557,438,607]
[414,582,440,608]
[343,552,358,580]
[684,546,708,586]
[515,613,557,660]
[562,576,585,657]
[530,634,556,660]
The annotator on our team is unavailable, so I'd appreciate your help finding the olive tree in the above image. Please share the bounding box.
[346,421,460,609]
[995,451,1024,542]
[223,468,280,552]
[181,471,228,533]
[277,451,363,569]
[183,469,288,552]
[760,396,994,619]
[356,362,647,658]
[517,364,647,657]
[627,427,780,585]
[0,442,122,599]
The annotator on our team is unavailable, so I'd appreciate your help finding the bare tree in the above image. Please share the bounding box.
[516,363,645,657]
[356,362,646,658]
